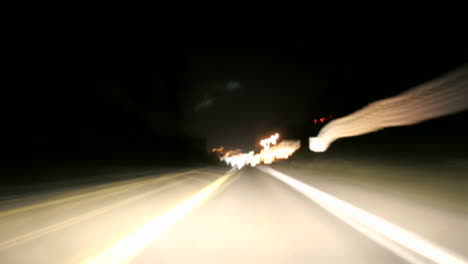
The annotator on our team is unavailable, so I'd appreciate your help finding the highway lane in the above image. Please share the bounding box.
[269,163,468,260]
[133,168,413,264]
[0,165,466,263]
[0,167,229,264]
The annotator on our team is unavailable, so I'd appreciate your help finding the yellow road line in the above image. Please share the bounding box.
[80,170,236,264]
[0,169,200,218]
[0,177,193,250]
[208,169,241,198]
[196,171,226,178]
[182,175,213,184]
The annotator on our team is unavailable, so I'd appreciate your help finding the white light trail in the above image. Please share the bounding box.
[220,133,300,169]
[260,133,279,150]
[259,166,468,264]
[310,64,468,152]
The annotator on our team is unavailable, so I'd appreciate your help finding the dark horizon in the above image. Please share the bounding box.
[3,15,468,179]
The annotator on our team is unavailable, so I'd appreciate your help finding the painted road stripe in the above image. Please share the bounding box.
[81,169,236,264]
[259,166,468,264]
[0,177,191,250]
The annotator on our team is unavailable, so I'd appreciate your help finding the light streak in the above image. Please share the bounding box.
[260,133,279,150]
[310,64,468,152]
[219,133,300,169]
[212,147,224,153]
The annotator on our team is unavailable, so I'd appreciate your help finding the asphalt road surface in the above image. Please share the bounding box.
[0,166,467,264]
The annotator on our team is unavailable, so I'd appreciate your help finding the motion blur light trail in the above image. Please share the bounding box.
[259,166,468,264]
[217,133,300,169]
[223,140,300,169]
[310,64,468,152]
[260,133,279,150]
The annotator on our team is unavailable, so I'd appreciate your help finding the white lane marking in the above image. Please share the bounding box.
[258,166,468,264]
[81,170,235,264]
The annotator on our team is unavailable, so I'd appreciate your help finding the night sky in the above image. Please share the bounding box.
[3,11,468,178]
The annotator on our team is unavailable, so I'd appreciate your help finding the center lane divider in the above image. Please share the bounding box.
[0,169,214,250]
[81,168,237,264]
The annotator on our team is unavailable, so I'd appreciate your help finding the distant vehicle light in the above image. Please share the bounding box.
[309,137,329,152]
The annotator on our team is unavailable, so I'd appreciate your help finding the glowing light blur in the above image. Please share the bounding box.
[260,133,279,150]
[220,134,300,169]
[260,166,468,264]
[309,137,328,153]
[82,171,234,264]
[310,64,468,152]
[212,147,224,153]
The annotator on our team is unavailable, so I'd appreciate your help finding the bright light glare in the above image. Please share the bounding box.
[260,133,279,150]
[309,137,328,152]
[219,133,300,169]
[82,171,234,264]
[259,167,468,264]
[310,64,468,152]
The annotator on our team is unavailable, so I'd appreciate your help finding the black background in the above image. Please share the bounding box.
[2,9,468,184]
